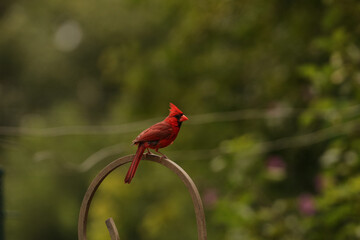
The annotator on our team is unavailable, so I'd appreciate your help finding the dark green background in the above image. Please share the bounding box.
[1,0,360,239]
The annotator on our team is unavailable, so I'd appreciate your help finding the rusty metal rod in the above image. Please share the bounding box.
[78,154,207,240]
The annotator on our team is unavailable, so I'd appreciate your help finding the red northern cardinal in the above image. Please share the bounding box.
[124,103,188,183]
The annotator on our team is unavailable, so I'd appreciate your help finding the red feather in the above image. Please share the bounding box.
[124,144,145,183]
[133,122,173,144]
[124,103,188,183]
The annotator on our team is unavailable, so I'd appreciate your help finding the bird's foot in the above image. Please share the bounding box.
[156,150,168,159]
[145,149,153,156]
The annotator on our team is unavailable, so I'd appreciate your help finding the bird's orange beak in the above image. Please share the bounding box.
[180,114,188,122]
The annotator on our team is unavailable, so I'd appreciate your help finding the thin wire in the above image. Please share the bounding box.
[3,105,360,171]
[0,118,161,137]
[1,104,360,137]
[70,143,126,172]
[261,118,359,152]
[73,145,220,172]
[71,117,359,172]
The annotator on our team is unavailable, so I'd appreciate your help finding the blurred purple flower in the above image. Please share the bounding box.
[314,175,324,193]
[203,188,219,208]
[298,193,316,216]
[266,156,286,180]
[267,156,286,168]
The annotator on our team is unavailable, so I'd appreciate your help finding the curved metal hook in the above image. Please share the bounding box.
[78,154,207,240]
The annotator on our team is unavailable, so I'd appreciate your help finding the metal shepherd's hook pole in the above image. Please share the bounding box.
[78,154,207,240]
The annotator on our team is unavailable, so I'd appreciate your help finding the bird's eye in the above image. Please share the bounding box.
[174,114,182,120]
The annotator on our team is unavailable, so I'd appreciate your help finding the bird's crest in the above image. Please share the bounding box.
[169,103,183,116]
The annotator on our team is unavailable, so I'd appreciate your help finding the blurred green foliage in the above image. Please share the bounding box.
[1,0,360,239]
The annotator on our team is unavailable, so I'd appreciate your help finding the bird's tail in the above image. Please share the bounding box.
[124,144,146,184]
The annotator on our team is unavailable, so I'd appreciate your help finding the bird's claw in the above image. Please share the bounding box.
[145,153,154,158]
[145,149,153,157]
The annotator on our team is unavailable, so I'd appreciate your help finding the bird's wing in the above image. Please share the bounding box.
[133,121,173,143]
